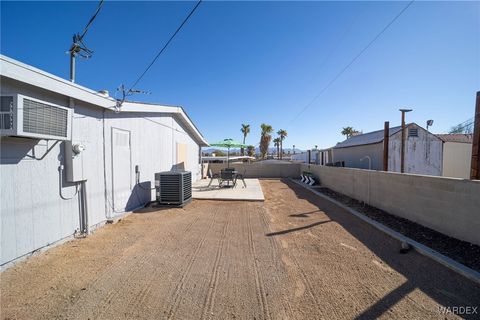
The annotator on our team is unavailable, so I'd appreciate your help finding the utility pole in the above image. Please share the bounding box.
[68,0,104,83]
[383,121,389,171]
[293,145,295,155]
[68,38,85,83]
[69,49,76,83]
[471,91,480,180]
[399,109,412,173]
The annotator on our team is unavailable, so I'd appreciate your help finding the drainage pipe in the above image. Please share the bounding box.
[69,96,89,236]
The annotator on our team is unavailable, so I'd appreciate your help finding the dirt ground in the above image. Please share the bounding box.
[1,179,479,320]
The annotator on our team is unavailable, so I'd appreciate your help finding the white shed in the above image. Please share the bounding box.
[333,123,443,176]
[0,55,208,267]
[437,134,473,179]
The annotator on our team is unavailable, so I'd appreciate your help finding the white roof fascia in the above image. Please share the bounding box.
[1,54,116,109]
[121,101,208,146]
[0,54,208,146]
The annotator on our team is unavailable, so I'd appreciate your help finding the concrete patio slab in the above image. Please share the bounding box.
[192,178,264,201]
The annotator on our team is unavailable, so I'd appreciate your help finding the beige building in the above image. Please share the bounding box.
[437,134,473,179]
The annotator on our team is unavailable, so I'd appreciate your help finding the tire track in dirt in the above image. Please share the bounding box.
[68,213,203,319]
[165,208,219,320]
[246,205,271,320]
[257,204,295,319]
[87,213,199,291]
[120,214,203,315]
[262,180,331,318]
[87,246,158,319]
[200,210,230,320]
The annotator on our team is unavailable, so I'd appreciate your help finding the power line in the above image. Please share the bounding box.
[127,0,203,92]
[449,117,474,133]
[68,0,104,82]
[79,0,105,40]
[456,117,474,127]
[70,0,105,58]
[302,3,370,93]
[287,0,415,127]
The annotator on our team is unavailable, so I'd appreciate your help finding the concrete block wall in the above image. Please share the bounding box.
[302,164,480,246]
[209,162,301,178]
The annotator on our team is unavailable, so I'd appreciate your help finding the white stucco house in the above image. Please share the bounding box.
[0,55,208,267]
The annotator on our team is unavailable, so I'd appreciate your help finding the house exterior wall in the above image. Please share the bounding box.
[291,152,309,163]
[209,162,301,178]
[0,77,202,267]
[318,149,333,165]
[1,78,83,266]
[292,150,333,165]
[442,142,472,179]
[333,143,383,170]
[388,124,442,176]
[103,111,200,216]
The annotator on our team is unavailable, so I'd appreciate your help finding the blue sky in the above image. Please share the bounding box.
[1,1,479,149]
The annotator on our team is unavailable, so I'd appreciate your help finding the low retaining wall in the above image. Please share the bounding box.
[209,162,301,178]
[301,164,480,246]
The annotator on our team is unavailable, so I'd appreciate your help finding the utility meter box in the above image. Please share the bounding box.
[64,140,87,182]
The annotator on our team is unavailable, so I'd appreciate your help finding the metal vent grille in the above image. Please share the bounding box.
[114,130,129,147]
[0,96,14,130]
[156,171,192,206]
[408,128,418,137]
[23,98,68,137]
[160,174,182,203]
[182,172,192,200]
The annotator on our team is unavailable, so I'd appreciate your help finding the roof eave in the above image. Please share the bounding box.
[0,54,209,147]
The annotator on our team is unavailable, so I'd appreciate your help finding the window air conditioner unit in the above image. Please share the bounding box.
[155,171,192,207]
[0,94,72,140]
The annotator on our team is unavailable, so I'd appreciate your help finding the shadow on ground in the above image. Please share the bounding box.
[266,220,331,236]
[277,178,480,320]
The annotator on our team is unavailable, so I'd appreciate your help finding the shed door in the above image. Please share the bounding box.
[111,128,132,211]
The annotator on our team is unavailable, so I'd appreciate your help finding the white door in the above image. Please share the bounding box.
[111,128,132,211]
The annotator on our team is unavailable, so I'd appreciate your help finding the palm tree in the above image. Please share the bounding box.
[277,129,287,160]
[273,137,281,159]
[260,123,273,159]
[246,145,255,157]
[240,124,250,155]
[341,126,357,139]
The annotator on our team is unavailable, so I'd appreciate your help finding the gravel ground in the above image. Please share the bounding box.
[311,185,480,272]
[1,179,479,319]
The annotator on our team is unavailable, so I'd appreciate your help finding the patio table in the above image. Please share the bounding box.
[220,169,237,187]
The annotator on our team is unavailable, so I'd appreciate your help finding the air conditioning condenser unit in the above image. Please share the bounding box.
[155,171,192,207]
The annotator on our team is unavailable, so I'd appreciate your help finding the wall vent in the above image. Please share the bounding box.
[0,94,72,140]
[408,128,418,137]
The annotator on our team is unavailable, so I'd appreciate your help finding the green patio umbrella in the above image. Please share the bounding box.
[210,138,247,168]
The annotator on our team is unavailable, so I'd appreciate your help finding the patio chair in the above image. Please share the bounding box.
[220,169,235,187]
[234,167,247,188]
[207,168,221,187]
